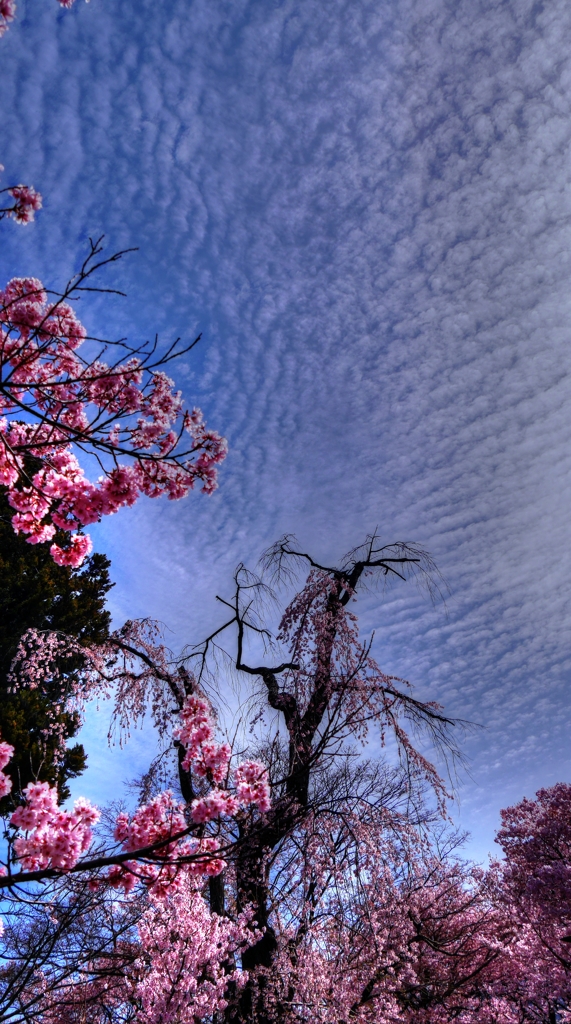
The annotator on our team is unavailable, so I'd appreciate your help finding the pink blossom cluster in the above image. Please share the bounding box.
[189,769,270,824]
[114,791,187,858]
[5,185,43,223]
[0,739,14,798]
[234,760,271,813]
[264,816,516,1024]
[133,879,256,1024]
[0,278,228,569]
[0,681,269,897]
[261,786,571,1024]
[106,695,271,892]
[174,694,271,819]
[16,884,258,1024]
[174,694,231,779]
[190,789,239,823]
[10,781,100,870]
[496,782,571,926]
[0,276,226,565]
[0,169,42,220]
[490,781,571,1016]
[110,791,193,895]
[0,740,229,888]
[109,792,227,896]
[0,743,256,1022]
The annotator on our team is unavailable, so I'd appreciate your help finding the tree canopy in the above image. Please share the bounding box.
[0,489,114,805]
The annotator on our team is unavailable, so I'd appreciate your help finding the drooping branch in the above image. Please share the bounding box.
[262,532,447,605]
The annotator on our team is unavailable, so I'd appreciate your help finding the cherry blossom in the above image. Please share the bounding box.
[10,781,99,871]
[0,182,43,223]
[255,813,518,1024]
[495,782,571,930]
[13,879,258,1024]
[0,741,13,798]
[173,694,270,821]
[107,791,227,897]
[174,694,231,779]
[0,681,271,891]
[133,880,256,1024]
[234,761,271,813]
[0,676,269,1023]
[0,242,227,566]
[256,787,571,1023]
[489,783,571,1021]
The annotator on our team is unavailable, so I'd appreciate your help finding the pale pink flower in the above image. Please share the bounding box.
[11,781,100,871]
[7,185,42,224]
[234,760,271,813]
[0,741,14,771]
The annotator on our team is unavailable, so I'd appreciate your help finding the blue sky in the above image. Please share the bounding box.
[1,0,571,862]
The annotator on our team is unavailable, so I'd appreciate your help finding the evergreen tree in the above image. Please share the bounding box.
[0,493,114,807]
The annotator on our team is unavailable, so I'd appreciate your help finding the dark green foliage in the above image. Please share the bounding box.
[0,496,114,808]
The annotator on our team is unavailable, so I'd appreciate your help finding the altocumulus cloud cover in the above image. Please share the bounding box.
[1,0,570,860]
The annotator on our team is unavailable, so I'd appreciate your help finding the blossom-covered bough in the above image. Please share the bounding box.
[0,238,227,566]
[0,174,42,224]
[1,625,270,892]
